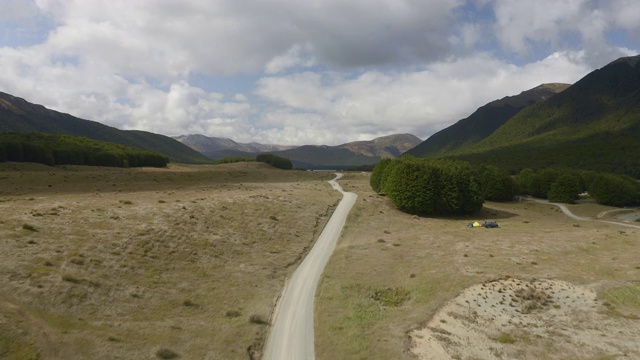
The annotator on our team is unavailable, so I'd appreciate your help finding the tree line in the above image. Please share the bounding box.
[371,156,640,216]
[0,132,169,168]
[256,154,293,170]
[515,168,640,207]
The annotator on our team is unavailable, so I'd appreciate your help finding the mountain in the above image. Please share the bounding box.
[177,133,422,169]
[0,92,212,163]
[174,134,295,157]
[268,134,422,169]
[422,55,640,177]
[405,83,570,157]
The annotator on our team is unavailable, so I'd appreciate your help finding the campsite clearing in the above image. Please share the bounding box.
[315,172,640,359]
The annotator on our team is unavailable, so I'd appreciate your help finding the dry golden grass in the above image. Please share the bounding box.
[0,162,338,359]
[2,164,638,359]
[315,172,640,359]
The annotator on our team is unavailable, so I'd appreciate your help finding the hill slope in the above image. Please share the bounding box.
[0,92,212,163]
[452,55,640,176]
[405,83,569,157]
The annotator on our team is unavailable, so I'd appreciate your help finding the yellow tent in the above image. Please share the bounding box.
[473,221,482,227]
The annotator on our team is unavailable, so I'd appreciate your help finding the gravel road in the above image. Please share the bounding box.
[263,173,357,360]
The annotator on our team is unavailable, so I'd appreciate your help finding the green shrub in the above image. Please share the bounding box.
[216,156,255,164]
[494,332,517,344]
[548,173,582,203]
[156,348,179,359]
[22,224,38,232]
[589,173,640,206]
[225,310,241,318]
[479,165,516,201]
[371,287,411,307]
[248,314,268,325]
[370,158,392,193]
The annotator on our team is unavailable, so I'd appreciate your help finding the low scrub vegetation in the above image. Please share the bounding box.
[370,287,411,307]
[216,156,255,164]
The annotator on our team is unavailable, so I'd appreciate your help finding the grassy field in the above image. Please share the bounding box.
[0,162,338,359]
[315,172,640,359]
[1,163,639,359]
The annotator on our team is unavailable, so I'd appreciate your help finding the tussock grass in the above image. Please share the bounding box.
[22,224,38,232]
[371,287,411,307]
[601,285,640,310]
[0,163,337,358]
[156,348,179,359]
[494,332,517,344]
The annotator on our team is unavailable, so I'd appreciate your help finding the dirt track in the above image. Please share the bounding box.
[264,173,357,360]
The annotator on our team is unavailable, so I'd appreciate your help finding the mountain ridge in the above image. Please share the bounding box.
[177,133,422,169]
[405,83,570,157]
[0,92,213,164]
[411,54,640,177]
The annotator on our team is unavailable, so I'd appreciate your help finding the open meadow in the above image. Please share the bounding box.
[0,162,338,359]
[1,163,639,360]
[315,172,640,360]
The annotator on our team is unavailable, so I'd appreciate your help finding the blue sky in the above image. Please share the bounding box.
[1,0,639,145]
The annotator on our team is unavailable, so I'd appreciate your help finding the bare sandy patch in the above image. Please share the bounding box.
[410,277,640,359]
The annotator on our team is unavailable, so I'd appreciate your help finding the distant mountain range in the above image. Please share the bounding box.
[0,89,420,169]
[0,92,212,164]
[4,53,638,175]
[406,54,640,177]
[176,133,422,169]
[174,134,296,156]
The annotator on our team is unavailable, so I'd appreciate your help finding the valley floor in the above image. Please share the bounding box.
[1,163,639,359]
[314,172,640,360]
[0,162,338,359]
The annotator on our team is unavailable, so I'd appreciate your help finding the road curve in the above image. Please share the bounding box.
[264,173,357,360]
[526,197,640,229]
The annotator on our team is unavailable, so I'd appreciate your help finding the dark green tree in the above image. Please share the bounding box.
[548,174,582,203]
[370,158,392,193]
[256,154,293,170]
[377,157,483,216]
[479,166,516,201]
[588,173,640,206]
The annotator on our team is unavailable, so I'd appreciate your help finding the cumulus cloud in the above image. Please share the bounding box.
[252,51,592,145]
[0,0,638,146]
[491,0,638,67]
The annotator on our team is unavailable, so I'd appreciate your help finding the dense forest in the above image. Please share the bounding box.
[256,154,293,170]
[372,156,640,216]
[0,132,169,168]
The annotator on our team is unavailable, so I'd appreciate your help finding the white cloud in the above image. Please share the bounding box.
[0,0,638,147]
[264,43,316,74]
[252,51,592,145]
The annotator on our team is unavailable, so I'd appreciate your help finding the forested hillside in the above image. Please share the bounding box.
[407,55,640,177]
[0,132,169,168]
[406,83,569,157]
[0,92,212,164]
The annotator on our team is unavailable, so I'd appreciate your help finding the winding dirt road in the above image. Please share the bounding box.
[528,197,640,229]
[264,173,357,360]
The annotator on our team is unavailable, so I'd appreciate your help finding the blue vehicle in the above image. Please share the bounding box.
[483,221,499,228]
